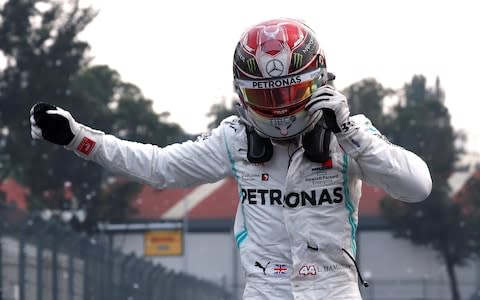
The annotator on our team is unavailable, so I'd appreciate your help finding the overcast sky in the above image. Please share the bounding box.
[79,0,480,152]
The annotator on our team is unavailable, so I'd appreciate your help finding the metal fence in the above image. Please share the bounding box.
[0,205,230,300]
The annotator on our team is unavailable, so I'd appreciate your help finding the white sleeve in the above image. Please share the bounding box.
[65,121,233,189]
[339,115,432,203]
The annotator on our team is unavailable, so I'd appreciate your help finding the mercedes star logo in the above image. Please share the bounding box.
[265,59,284,77]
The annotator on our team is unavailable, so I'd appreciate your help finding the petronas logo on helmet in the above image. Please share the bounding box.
[246,58,257,73]
[293,53,303,69]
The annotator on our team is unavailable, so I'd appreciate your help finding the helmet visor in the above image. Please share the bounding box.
[235,68,322,117]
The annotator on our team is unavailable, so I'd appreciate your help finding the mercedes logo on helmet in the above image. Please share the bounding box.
[265,59,284,77]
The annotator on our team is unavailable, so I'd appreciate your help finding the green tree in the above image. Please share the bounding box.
[0,0,191,232]
[35,65,192,231]
[0,0,96,184]
[68,66,192,145]
[206,96,237,130]
[455,170,480,298]
[342,78,394,130]
[381,75,468,300]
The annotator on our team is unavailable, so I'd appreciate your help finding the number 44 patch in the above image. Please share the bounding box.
[299,265,317,276]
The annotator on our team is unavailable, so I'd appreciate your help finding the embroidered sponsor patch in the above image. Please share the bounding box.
[311,159,333,171]
[77,137,96,155]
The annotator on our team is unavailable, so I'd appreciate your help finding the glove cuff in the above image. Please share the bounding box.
[336,114,389,159]
[334,118,364,158]
[66,124,104,159]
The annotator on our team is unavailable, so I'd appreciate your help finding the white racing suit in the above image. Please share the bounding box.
[66,114,432,300]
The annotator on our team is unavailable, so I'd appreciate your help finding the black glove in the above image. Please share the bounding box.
[30,102,78,145]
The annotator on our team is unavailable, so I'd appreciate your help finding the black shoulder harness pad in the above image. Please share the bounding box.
[302,124,332,163]
[245,124,331,164]
[246,126,273,163]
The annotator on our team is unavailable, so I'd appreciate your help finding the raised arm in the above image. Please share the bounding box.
[30,102,232,189]
[340,114,431,202]
[306,86,432,202]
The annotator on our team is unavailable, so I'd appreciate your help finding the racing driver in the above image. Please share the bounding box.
[30,18,432,300]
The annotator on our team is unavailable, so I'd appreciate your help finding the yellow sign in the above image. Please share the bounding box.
[144,230,183,256]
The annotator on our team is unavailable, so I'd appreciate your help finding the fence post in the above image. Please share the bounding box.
[143,262,156,300]
[95,245,103,300]
[82,240,90,300]
[119,252,132,300]
[62,234,82,300]
[35,220,54,300]
[18,234,25,300]
[99,244,108,300]
[150,268,165,300]
[110,252,120,300]
[0,226,3,300]
[67,237,81,300]
[66,236,85,300]
[106,240,114,300]
[36,235,44,300]
[422,277,427,299]
[52,233,58,300]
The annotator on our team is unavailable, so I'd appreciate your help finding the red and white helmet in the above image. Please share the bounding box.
[233,18,328,139]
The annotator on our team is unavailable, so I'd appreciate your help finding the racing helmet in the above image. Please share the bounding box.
[233,18,328,139]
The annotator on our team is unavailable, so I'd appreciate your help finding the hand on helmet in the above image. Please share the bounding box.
[30,102,79,145]
[305,85,356,135]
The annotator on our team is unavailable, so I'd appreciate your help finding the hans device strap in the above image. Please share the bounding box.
[246,126,273,163]
[302,124,332,163]
[245,124,331,164]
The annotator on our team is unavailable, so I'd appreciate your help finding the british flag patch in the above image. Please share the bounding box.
[273,264,288,274]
